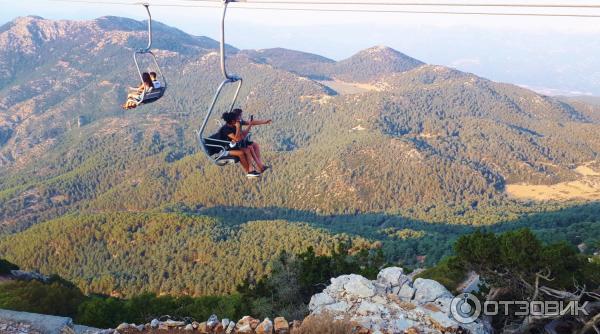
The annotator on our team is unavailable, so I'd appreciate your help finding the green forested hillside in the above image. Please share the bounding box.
[0,212,373,297]
[2,16,600,233]
[2,202,600,297]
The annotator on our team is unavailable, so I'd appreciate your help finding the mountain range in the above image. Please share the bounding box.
[0,15,599,296]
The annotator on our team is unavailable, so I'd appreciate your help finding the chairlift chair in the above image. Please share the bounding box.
[197,0,244,166]
[129,4,167,107]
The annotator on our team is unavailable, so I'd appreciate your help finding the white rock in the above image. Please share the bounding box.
[163,320,185,327]
[343,275,376,298]
[184,324,193,331]
[398,284,416,300]
[116,323,129,331]
[322,301,351,313]
[135,324,144,331]
[371,295,387,304]
[424,308,458,329]
[150,319,159,328]
[326,275,354,294]
[390,318,415,332]
[308,292,335,311]
[377,267,404,287]
[222,319,230,329]
[356,301,382,316]
[207,314,219,328]
[309,273,491,334]
[434,297,453,313]
[226,321,236,334]
[413,278,453,303]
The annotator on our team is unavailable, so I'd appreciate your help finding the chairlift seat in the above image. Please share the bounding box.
[202,136,240,166]
[139,87,165,104]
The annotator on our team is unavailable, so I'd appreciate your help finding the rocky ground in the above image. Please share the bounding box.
[105,267,491,334]
[0,320,43,334]
[308,267,490,334]
[0,267,491,334]
[113,316,299,334]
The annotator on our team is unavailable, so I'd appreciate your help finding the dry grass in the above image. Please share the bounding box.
[505,179,600,201]
[291,313,363,334]
[575,165,600,176]
[317,80,380,95]
[506,162,600,201]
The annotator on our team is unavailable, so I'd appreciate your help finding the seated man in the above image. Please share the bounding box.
[232,108,272,173]
[149,72,162,89]
[123,72,153,110]
[209,112,261,178]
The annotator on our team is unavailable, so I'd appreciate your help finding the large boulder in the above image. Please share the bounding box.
[0,309,73,334]
[412,278,453,303]
[377,267,410,288]
[341,275,376,298]
[397,283,415,300]
[308,292,335,311]
[306,268,491,334]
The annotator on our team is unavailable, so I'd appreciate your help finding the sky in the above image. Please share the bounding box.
[2,0,600,95]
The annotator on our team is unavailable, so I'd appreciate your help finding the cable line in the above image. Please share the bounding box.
[47,0,600,18]
[180,0,600,10]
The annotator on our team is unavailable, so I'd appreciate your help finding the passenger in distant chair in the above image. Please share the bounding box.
[232,108,272,173]
[122,72,153,110]
[209,112,261,178]
[149,72,162,89]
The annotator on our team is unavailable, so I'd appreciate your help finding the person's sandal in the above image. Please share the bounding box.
[246,171,261,178]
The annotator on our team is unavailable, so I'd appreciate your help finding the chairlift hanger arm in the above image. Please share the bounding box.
[220,0,242,81]
[142,3,152,52]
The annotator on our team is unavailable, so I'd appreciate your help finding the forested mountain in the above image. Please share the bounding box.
[1,15,600,297]
[0,212,374,297]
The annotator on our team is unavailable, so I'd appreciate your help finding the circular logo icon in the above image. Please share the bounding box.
[450,293,481,324]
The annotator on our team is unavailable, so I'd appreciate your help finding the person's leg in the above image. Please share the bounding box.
[124,99,137,109]
[250,143,265,171]
[242,148,257,171]
[228,150,249,173]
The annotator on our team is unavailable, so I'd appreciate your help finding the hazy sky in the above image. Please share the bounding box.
[3,0,600,95]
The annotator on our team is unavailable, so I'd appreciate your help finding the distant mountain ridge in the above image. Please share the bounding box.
[242,45,423,82]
